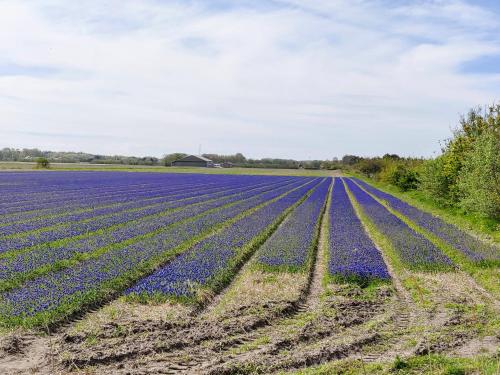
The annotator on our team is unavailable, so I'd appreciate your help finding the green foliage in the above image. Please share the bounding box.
[458,128,500,220]
[342,154,362,165]
[358,159,383,176]
[419,104,500,220]
[36,157,50,168]
[392,355,409,370]
[419,157,454,206]
[162,152,188,166]
[388,165,420,191]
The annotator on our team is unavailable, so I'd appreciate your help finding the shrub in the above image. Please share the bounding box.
[458,128,500,219]
[36,157,50,169]
[419,156,455,206]
[389,165,420,191]
[419,104,499,218]
[357,159,382,177]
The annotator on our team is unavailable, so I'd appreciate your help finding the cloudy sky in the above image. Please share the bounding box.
[1,0,499,159]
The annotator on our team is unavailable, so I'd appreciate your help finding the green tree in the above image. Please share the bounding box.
[358,159,382,177]
[389,165,420,191]
[36,157,50,168]
[162,153,187,166]
[420,103,500,215]
[458,128,500,219]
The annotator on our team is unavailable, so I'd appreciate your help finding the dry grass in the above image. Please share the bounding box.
[209,269,307,318]
[68,298,193,336]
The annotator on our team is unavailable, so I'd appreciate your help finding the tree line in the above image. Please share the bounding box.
[3,104,497,220]
[343,104,499,221]
[0,148,160,166]
[162,152,327,170]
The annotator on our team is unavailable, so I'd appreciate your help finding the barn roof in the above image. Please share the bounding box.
[175,155,213,162]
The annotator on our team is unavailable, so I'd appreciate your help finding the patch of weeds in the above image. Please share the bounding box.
[84,333,98,346]
[230,335,271,355]
[392,355,409,370]
[403,276,432,308]
[112,324,125,338]
[391,354,499,374]
[281,358,385,374]
[106,306,119,320]
[262,274,278,284]
[290,312,316,328]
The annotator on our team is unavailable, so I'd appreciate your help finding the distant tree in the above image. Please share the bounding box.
[36,157,50,168]
[383,153,400,160]
[358,159,382,176]
[342,155,362,165]
[163,153,187,166]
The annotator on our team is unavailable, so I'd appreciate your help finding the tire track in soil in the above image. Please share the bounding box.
[192,181,421,374]
[54,180,331,374]
[153,180,333,374]
[183,180,392,374]
[345,181,500,363]
[92,183,496,374]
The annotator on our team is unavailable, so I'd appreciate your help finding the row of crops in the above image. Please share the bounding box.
[0,172,497,327]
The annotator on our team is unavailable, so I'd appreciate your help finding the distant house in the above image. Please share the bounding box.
[171,155,214,168]
[221,161,234,168]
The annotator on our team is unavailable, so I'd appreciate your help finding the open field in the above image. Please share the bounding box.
[0,162,338,177]
[0,171,498,374]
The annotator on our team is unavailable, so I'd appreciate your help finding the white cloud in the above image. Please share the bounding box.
[0,0,499,159]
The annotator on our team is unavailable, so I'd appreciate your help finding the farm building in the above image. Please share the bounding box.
[171,155,214,167]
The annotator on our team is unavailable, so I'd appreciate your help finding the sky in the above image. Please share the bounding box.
[1,0,500,160]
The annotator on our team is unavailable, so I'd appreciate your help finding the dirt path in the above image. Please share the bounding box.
[0,333,53,375]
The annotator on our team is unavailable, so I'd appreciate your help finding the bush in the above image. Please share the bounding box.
[358,159,382,177]
[419,157,453,206]
[458,128,500,219]
[389,165,420,191]
[36,157,50,169]
[419,104,500,218]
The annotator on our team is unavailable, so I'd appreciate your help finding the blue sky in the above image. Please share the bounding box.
[1,0,499,159]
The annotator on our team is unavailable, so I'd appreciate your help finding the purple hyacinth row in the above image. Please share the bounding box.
[0,171,175,197]
[0,180,225,225]
[351,178,499,262]
[0,179,302,282]
[0,179,298,253]
[125,180,321,298]
[256,178,331,269]
[0,178,318,317]
[0,180,219,214]
[344,179,453,270]
[0,179,281,227]
[0,179,283,236]
[0,172,294,218]
[0,171,234,203]
[329,178,390,280]
[0,174,287,218]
